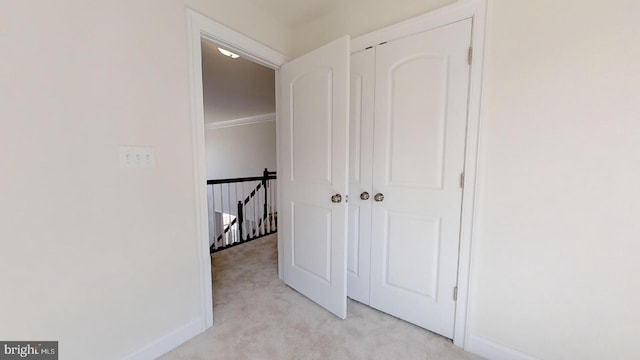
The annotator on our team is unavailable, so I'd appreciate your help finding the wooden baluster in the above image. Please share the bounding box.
[265,177,271,234]
[273,179,277,231]
[228,184,232,245]
[234,183,239,244]
[237,200,243,243]
[253,182,259,237]
[211,184,218,251]
[261,185,266,235]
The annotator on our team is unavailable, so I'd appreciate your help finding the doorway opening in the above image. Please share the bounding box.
[200,41,278,252]
[185,9,289,330]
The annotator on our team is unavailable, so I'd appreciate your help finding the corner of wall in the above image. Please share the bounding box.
[466,335,538,360]
[123,318,204,360]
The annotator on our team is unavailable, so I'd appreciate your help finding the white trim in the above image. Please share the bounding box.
[461,0,490,350]
[188,10,288,70]
[352,0,488,348]
[206,112,276,129]
[186,8,213,333]
[466,335,538,360]
[455,0,488,349]
[275,72,284,281]
[185,6,287,345]
[351,0,484,53]
[122,319,202,360]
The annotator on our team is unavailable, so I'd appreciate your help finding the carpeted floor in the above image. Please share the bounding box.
[162,234,483,359]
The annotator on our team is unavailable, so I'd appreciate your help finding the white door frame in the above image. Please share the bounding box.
[352,0,488,348]
[185,0,487,347]
[185,9,288,330]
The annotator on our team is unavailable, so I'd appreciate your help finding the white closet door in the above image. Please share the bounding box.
[369,19,472,338]
[279,36,350,319]
[347,48,375,304]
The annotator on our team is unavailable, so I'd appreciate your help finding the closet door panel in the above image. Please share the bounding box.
[280,36,350,319]
[347,48,375,304]
[387,55,447,188]
[369,19,472,338]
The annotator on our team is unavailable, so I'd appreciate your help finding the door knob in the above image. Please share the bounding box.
[331,194,342,203]
[360,192,370,200]
[374,193,384,202]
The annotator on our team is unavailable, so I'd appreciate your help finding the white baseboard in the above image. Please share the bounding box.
[466,335,538,360]
[123,318,204,360]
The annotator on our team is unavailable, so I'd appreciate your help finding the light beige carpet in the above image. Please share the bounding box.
[162,234,483,360]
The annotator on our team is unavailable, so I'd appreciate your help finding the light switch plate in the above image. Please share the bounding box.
[119,146,156,168]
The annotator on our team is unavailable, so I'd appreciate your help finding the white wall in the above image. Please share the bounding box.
[0,1,289,359]
[206,122,277,179]
[469,0,640,359]
[293,0,640,359]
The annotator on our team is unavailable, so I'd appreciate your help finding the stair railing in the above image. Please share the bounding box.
[207,169,277,253]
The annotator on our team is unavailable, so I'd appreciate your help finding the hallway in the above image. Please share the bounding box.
[163,234,482,359]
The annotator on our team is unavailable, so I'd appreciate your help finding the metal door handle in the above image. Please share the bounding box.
[331,194,342,203]
[374,193,384,202]
[360,192,370,200]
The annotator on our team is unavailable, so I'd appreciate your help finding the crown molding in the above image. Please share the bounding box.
[205,112,276,129]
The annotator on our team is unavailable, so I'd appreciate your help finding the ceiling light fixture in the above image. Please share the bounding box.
[218,47,240,59]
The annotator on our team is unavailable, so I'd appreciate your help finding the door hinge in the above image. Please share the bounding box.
[468,47,473,65]
[460,173,465,188]
[453,286,458,301]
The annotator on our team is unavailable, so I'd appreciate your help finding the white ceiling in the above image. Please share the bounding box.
[245,0,342,27]
[201,41,275,124]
